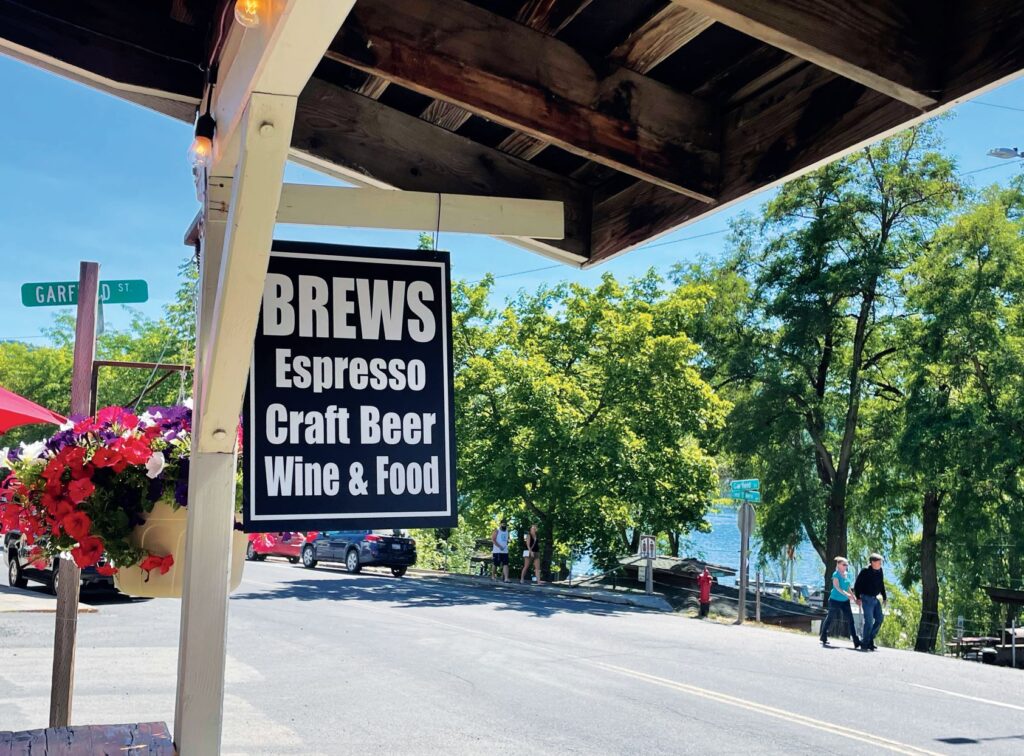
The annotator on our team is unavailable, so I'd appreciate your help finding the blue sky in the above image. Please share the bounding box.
[0,54,1022,343]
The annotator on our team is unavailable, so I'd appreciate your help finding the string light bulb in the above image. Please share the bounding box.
[234,0,263,28]
[188,112,216,169]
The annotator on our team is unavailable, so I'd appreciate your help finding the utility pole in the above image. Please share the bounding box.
[50,261,99,727]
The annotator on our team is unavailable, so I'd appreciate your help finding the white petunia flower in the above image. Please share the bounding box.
[19,440,46,461]
[145,451,166,479]
[139,411,156,427]
[182,397,193,410]
[59,420,74,431]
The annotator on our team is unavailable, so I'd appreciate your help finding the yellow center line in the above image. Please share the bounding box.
[586,661,945,756]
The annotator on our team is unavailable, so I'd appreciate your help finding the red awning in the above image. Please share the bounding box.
[0,385,66,434]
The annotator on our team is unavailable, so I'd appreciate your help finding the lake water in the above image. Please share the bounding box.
[572,505,824,589]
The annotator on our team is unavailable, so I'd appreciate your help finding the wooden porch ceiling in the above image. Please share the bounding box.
[1,0,1022,267]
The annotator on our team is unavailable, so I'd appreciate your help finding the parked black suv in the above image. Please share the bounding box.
[301,530,416,577]
[4,531,114,594]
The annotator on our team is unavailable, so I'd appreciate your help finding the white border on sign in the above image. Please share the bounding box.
[248,251,453,521]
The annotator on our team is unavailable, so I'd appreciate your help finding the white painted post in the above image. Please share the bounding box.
[174,93,294,754]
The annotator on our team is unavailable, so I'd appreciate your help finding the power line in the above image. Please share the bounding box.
[967,100,1024,114]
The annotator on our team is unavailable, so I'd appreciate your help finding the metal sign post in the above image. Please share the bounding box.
[639,534,656,596]
[49,261,99,727]
[736,502,755,625]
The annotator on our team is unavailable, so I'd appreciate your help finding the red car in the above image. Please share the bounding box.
[246,532,318,564]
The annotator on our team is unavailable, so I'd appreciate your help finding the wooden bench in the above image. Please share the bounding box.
[0,722,174,755]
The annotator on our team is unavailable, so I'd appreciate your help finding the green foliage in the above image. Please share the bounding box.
[455,270,728,576]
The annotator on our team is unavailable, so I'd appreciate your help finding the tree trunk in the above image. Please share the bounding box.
[540,519,556,581]
[668,531,680,557]
[823,486,848,599]
[915,490,941,653]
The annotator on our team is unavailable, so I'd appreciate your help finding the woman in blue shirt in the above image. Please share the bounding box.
[819,556,861,649]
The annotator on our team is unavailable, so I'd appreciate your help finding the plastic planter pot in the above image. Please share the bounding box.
[113,500,246,598]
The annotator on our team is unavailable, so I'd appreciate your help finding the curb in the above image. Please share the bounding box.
[405,568,673,612]
[0,587,98,614]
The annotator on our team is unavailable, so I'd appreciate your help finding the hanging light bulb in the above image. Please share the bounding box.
[188,112,216,169]
[234,0,263,28]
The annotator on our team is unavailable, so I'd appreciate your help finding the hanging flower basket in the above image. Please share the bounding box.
[0,404,246,598]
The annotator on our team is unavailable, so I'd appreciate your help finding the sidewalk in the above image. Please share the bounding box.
[406,568,674,612]
[0,585,97,614]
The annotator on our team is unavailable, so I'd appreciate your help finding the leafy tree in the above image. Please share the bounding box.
[901,179,1024,648]
[455,272,728,577]
[684,125,960,594]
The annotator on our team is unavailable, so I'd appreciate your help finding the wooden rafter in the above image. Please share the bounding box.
[354,73,390,98]
[674,0,938,109]
[612,5,713,72]
[515,0,592,36]
[420,100,473,132]
[329,0,719,201]
[294,77,592,261]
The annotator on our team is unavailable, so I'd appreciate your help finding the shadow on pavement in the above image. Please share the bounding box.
[233,568,642,619]
[938,735,1024,745]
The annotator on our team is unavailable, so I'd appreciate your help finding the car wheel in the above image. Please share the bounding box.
[345,549,361,574]
[246,542,257,561]
[7,554,27,588]
[49,566,60,596]
[301,545,318,569]
[255,554,267,562]
[288,557,299,564]
[391,566,407,578]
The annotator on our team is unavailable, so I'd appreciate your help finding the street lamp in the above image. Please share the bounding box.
[987,147,1022,159]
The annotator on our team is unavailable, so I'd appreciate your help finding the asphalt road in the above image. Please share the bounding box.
[1,560,1022,755]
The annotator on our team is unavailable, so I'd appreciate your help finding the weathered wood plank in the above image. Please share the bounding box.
[295,77,591,259]
[354,73,390,99]
[497,132,549,160]
[330,0,719,201]
[612,5,713,73]
[674,0,938,109]
[420,100,474,132]
[942,0,1024,103]
[590,66,920,264]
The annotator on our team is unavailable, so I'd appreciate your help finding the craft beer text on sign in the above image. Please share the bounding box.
[243,242,456,532]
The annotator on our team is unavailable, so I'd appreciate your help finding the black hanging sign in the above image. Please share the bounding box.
[243,241,456,532]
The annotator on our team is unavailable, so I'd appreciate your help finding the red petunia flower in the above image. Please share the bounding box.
[42,458,65,484]
[112,437,152,465]
[140,553,174,575]
[120,413,139,430]
[54,499,75,521]
[67,478,95,504]
[70,536,104,568]
[95,563,118,576]
[69,463,94,481]
[60,447,87,469]
[61,510,92,541]
[90,448,121,468]
[96,406,124,426]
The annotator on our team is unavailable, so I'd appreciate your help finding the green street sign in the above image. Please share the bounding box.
[733,490,761,502]
[21,280,149,307]
[730,479,760,492]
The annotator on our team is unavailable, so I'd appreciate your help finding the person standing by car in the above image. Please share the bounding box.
[520,524,542,584]
[491,519,510,582]
[820,556,861,649]
[854,553,887,651]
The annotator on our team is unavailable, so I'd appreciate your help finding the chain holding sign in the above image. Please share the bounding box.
[243,242,457,532]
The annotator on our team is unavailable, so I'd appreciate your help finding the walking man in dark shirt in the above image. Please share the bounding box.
[854,553,887,651]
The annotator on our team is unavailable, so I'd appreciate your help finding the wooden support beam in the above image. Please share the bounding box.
[211,0,358,172]
[612,5,713,72]
[330,0,719,201]
[942,0,1024,103]
[293,77,591,262]
[674,0,938,109]
[420,100,473,132]
[276,185,564,239]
